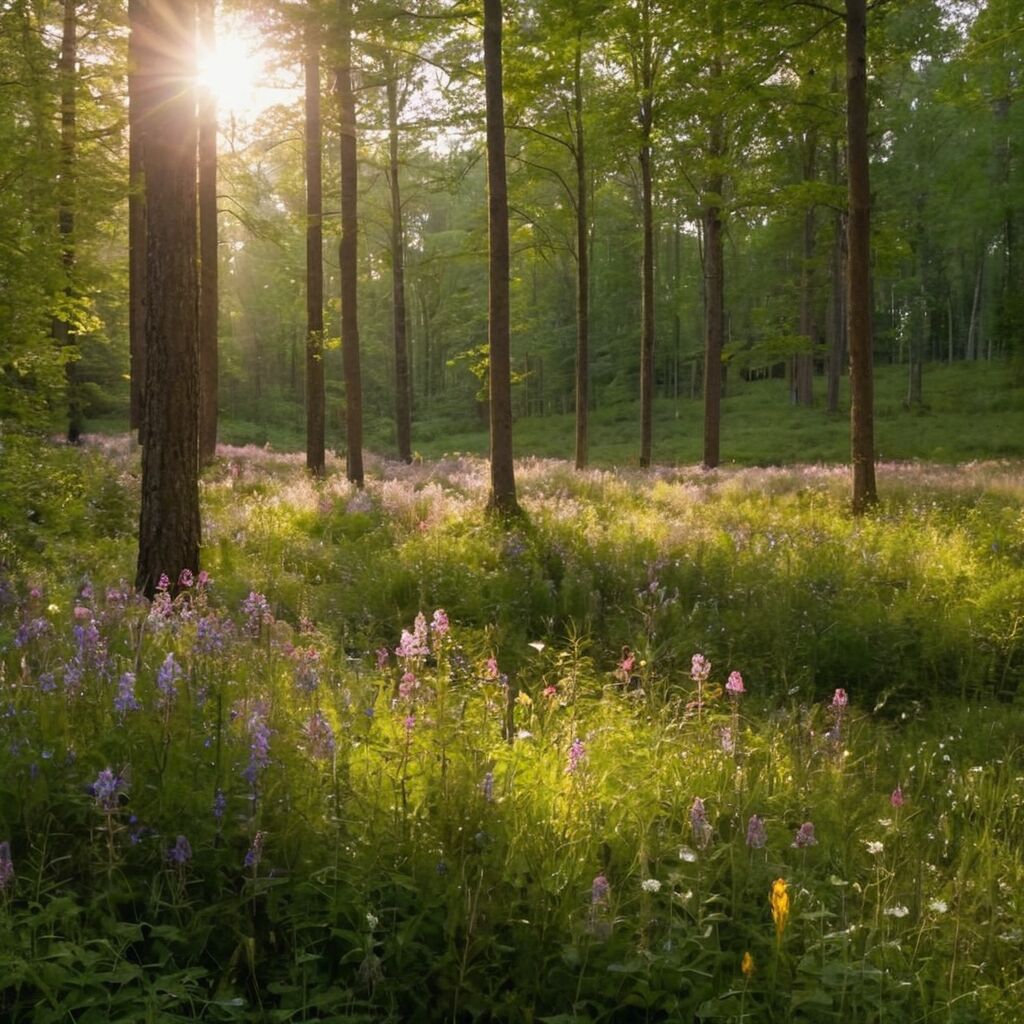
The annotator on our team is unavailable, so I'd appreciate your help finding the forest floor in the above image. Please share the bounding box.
[1,436,1023,1021]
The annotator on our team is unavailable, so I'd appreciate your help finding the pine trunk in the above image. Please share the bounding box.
[304,16,325,476]
[795,128,817,407]
[128,0,146,437]
[846,0,878,513]
[483,0,518,514]
[135,0,201,596]
[573,38,589,471]
[638,136,654,468]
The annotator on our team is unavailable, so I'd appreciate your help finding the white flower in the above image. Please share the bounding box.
[928,899,948,914]
[366,912,379,930]
[865,841,885,855]
[884,904,910,918]
[678,846,697,863]
[641,878,662,893]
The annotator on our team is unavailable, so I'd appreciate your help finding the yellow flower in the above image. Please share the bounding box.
[515,691,533,707]
[741,951,755,978]
[770,878,790,940]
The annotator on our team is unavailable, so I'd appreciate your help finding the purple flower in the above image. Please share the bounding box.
[213,789,227,824]
[746,814,767,849]
[245,831,265,870]
[241,591,272,637]
[891,785,904,808]
[690,654,711,685]
[395,613,430,659]
[792,822,818,848]
[403,714,416,736]
[431,608,450,638]
[398,672,418,699]
[831,688,848,709]
[567,738,587,774]
[167,834,192,865]
[156,574,171,593]
[194,614,233,656]
[92,768,122,810]
[726,671,745,695]
[178,569,195,589]
[591,873,610,905]
[303,710,335,760]
[114,672,140,716]
[0,842,14,891]
[156,653,182,711]
[691,797,712,848]
[719,726,734,754]
[376,646,390,669]
[480,771,495,802]
[292,647,320,695]
[243,705,272,785]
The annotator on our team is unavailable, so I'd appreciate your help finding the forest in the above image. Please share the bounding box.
[1,0,1024,1020]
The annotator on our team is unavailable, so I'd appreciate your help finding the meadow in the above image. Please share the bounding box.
[1,431,1023,1022]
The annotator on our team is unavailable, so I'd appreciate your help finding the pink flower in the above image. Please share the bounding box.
[619,650,635,674]
[831,688,848,709]
[890,785,904,808]
[690,654,711,684]
[542,685,558,699]
[726,671,745,695]
[792,822,818,848]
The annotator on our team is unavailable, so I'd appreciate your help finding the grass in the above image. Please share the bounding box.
[1,432,1023,1020]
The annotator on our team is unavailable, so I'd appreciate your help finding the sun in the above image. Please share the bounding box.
[196,29,263,118]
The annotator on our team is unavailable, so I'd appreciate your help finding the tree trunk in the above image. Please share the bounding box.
[795,127,817,407]
[304,15,325,476]
[128,0,147,436]
[573,36,589,471]
[197,0,218,465]
[337,0,363,486]
[638,135,654,468]
[135,0,201,597]
[846,0,878,513]
[56,0,81,443]
[483,0,518,514]
[386,67,412,463]
[826,135,845,415]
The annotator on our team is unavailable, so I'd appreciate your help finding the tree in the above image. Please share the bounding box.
[198,0,218,464]
[135,0,201,596]
[846,0,878,512]
[305,11,325,476]
[128,0,146,436]
[483,0,518,513]
[337,0,364,486]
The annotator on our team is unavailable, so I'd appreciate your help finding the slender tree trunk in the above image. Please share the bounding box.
[128,0,147,436]
[337,0,363,486]
[304,15,325,475]
[702,189,724,469]
[386,68,412,463]
[56,0,80,443]
[197,0,218,464]
[826,135,845,415]
[135,0,201,596]
[573,37,589,471]
[846,0,877,513]
[483,0,518,514]
[966,257,982,360]
[638,135,654,467]
[795,128,817,407]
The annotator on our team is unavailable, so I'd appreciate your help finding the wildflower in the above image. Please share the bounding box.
[366,911,379,931]
[244,831,265,870]
[770,878,790,939]
[515,690,532,707]
[741,951,755,978]
[303,710,336,760]
[292,647,320,694]
[243,705,271,785]
[398,672,418,699]
[92,768,122,810]
[156,653,182,711]
[891,785,905,808]
[484,656,500,680]
[792,822,818,848]
[167,834,192,865]
[884,904,910,918]
[746,814,767,849]
[618,649,635,675]
[430,608,449,638]
[726,671,745,695]
[404,714,416,736]
[376,647,389,669]
[0,842,13,892]
[831,688,848,709]
[395,613,429,659]
[928,899,948,914]
[194,614,233,655]
[480,771,495,802]
[719,726,734,754]
[567,738,587,774]
[678,846,697,863]
[213,789,227,824]
[641,878,662,894]
[691,797,712,848]
[113,672,140,716]
[157,574,171,593]
[542,685,558,699]
[865,840,885,855]
[178,569,194,589]
[241,591,272,637]
[591,874,610,905]
[690,653,711,684]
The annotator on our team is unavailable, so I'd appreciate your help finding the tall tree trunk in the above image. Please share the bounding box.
[638,135,654,468]
[483,0,518,514]
[966,257,982,360]
[795,127,817,407]
[304,15,325,476]
[573,36,589,471]
[337,0,363,486]
[846,0,878,513]
[56,0,80,443]
[135,0,201,597]
[128,0,146,436]
[386,67,412,463]
[826,137,845,415]
[197,0,218,464]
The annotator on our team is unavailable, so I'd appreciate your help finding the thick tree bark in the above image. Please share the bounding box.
[197,0,218,464]
[135,0,201,597]
[56,0,81,443]
[128,0,146,436]
[337,0,363,486]
[795,128,817,407]
[483,0,518,514]
[304,16,325,476]
[573,38,589,471]
[386,67,412,464]
[846,0,877,513]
